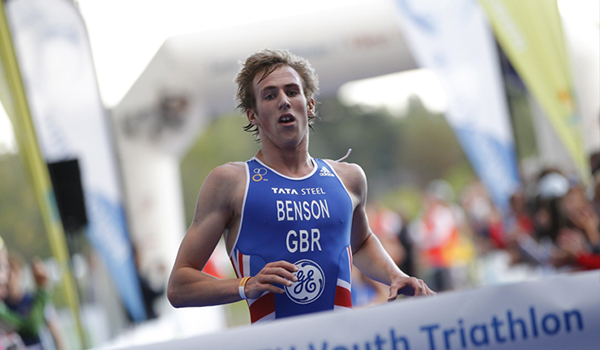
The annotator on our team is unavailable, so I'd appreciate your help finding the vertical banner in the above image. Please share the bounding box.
[478,0,588,181]
[392,0,520,213]
[5,0,147,321]
[0,0,86,345]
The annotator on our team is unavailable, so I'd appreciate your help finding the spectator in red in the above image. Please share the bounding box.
[553,186,600,271]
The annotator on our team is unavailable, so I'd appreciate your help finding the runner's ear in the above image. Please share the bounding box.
[247,108,258,125]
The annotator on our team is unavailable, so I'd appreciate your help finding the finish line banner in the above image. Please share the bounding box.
[120,270,599,350]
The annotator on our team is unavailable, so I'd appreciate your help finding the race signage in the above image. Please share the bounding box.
[119,270,599,350]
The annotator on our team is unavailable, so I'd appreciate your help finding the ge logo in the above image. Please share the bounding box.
[285,259,325,305]
[252,168,267,182]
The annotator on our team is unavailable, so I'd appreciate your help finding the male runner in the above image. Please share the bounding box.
[167,49,435,324]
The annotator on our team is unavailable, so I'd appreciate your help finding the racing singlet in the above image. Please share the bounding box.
[229,157,354,323]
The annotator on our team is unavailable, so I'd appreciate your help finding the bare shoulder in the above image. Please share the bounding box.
[324,159,364,177]
[207,162,246,183]
[198,162,247,205]
[323,159,367,198]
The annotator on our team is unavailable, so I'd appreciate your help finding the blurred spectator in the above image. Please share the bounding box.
[351,204,406,307]
[485,207,506,250]
[554,227,600,270]
[501,170,569,267]
[132,248,166,321]
[507,189,535,237]
[551,185,600,271]
[458,180,507,254]
[460,181,492,249]
[367,204,405,267]
[350,269,388,308]
[396,213,416,278]
[501,163,600,273]
[387,162,600,292]
[6,253,65,350]
[384,162,600,290]
[328,162,599,300]
[591,170,600,216]
[533,170,570,242]
[411,180,475,292]
[503,189,537,265]
[589,152,600,216]
[560,186,600,247]
[0,237,28,350]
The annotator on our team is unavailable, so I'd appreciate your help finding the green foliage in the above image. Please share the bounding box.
[312,96,473,197]
[379,186,424,221]
[180,114,259,224]
[441,159,477,196]
[310,99,405,198]
[398,97,470,187]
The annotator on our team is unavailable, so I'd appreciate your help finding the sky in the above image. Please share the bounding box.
[0,0,598,153]
[0,0,372,153]
[75,0,375,109]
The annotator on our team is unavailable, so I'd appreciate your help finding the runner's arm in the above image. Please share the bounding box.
[339,162,435,299]
[167,164,244,307]
[167,163,297,307]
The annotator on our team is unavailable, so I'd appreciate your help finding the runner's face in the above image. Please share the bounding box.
[247,65,315,149]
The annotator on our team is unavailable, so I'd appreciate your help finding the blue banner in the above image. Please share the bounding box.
[393,0,520,212]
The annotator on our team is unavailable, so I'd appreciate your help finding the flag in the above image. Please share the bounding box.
[393,0,520,212]
[478,0,588,181]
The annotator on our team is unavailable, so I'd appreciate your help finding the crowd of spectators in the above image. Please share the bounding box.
[354,157,600,307]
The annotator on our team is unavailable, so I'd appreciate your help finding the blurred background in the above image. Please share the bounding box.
[0,0,598,349]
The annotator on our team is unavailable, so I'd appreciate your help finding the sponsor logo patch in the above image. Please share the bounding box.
[319,167,334,177]
[252,167,268,182]
[285,259,325,304]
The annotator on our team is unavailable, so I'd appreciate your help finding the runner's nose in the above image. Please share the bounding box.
[279,94,291,110]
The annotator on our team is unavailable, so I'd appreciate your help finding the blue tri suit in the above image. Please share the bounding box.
[229,157,354,323]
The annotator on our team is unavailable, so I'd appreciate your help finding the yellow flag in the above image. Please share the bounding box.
[479,0,589,181]
[0,3,87,347]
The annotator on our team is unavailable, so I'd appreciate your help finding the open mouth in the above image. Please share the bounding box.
[279,113,296,124]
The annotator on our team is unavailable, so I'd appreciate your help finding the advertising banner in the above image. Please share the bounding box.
[0,0,85,342]
[391,0,520,213]
[478,0,588,181]
[5,0,147,321]
[120,270,599,350]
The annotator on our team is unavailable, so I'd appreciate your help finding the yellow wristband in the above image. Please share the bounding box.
[239,276,251,300]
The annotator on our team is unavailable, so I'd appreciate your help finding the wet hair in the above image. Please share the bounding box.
[235,49,319,140]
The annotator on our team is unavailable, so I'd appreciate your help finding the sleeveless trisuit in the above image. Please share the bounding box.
[229,158,354,323]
